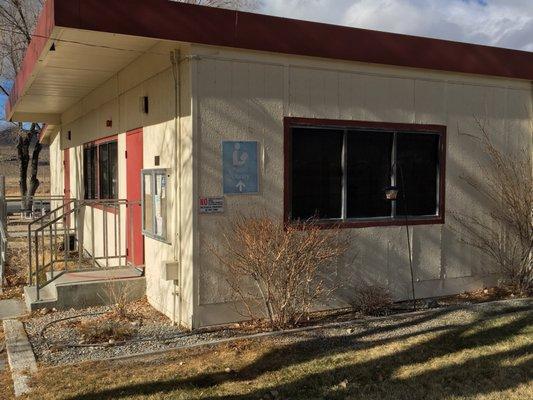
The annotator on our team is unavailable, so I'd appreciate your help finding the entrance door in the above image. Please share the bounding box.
[126,128,144,266]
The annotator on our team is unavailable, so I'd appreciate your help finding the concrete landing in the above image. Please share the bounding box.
[0,300,27,320]
[3,319,37,397]
[24,268,146,311]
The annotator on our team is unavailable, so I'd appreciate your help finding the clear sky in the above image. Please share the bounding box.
[2,0,532,123]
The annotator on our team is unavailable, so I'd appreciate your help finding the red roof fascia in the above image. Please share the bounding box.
[54,0,533,80]
[5,0,55,121]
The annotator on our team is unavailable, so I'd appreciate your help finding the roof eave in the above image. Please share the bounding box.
[7,0,533,123]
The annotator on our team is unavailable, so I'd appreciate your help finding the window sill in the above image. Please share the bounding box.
[286,215,445,229]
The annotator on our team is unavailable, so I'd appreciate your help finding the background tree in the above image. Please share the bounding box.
[0,0,43,210]
[177,0,261,10]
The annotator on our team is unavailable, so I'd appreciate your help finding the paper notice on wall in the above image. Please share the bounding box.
[154,193,162,236]
[155,216,163,236]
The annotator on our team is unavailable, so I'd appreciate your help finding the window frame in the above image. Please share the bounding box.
[141,168,170,243]
[83,135,119,212]
[284,117,446,228]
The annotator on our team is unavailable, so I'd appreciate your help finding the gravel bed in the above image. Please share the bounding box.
[24,305,253,366]
[24,298,532,367]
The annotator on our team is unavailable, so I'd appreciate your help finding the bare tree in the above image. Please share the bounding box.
[453,120,532,295]
[176,0,262,11]
[0,0,43,210]
[212,213,351,330]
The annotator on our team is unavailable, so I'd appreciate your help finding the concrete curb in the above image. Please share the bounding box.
[47,297,532,368]
[3,319,37,397]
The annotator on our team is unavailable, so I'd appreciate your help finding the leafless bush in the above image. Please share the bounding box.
[453,121,532,295]
[212,213,351,330]
[78,319,133,343]
[99,279,135,320]
[351,283,393,316]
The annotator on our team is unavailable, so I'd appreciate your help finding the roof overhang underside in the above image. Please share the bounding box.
[6,0,533,132]
[6,1,160,126]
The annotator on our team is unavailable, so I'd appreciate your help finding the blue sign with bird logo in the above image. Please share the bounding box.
[222,141,259,194]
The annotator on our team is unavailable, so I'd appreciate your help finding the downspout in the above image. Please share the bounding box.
[170,50,183,327]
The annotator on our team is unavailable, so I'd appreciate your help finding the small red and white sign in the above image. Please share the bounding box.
[199,196,224,214]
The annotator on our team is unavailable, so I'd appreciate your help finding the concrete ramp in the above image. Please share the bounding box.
[24,268,145,311]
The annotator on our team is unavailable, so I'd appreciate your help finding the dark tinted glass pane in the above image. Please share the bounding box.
[90,147,97,198]
[108,142,118,199]
[99,144,109,199]
[346,131,393,218]
[83,146,97,199]
[83,148,90,199]
[291,128,343,220]
[396,132,440,216]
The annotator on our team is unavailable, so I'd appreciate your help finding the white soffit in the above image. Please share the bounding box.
[14,28,159,117]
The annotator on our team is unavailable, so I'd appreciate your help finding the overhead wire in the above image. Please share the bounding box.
[0,26,172,57]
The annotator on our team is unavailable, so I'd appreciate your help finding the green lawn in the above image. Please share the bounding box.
[24,302,533,400]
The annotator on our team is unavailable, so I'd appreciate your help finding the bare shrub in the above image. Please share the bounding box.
[453,121,532,295]
[78,319,133,343]
[351,283,393,316]
[99,279,135,320]
[212,213,351,330]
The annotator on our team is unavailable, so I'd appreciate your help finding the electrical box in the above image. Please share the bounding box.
[163,261,180,281]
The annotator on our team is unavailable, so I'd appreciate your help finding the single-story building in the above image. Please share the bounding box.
[5,0,533,329]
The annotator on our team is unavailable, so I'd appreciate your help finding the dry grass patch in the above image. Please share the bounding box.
[22,303,532,400]
[77,319,134,344]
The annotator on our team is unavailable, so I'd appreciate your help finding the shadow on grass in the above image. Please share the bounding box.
[65,304,532,400]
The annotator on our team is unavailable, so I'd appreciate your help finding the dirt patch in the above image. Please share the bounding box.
[0,239,29,300]
[439,286,521,305]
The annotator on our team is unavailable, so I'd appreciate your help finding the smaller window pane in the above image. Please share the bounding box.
[396,132,440,216]
[291,128,343,220]
[99,144,109,199]
[346,131,393,218]
[108,142,118,199]
[83,146,97,199]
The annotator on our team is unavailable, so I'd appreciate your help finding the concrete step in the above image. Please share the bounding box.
[24,268,145,311]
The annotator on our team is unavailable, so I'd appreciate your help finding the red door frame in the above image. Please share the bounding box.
[126,128,144,266]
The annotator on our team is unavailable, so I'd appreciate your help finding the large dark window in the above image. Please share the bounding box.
[288,119,445,226]
[83,140,118,200]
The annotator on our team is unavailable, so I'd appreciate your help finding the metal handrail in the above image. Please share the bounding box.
[31,198,142,301]
[27,198,75,284]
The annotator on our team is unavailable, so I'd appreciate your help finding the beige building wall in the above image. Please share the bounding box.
[53,41,195,328]
[190,45,533,327]
[48,38,532,329]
